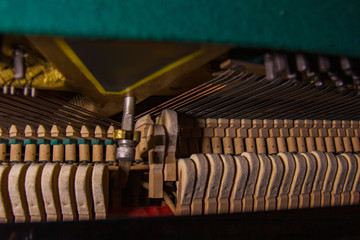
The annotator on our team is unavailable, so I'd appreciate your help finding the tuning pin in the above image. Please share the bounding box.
[318,56,331,72]
[352,75,360,95]
[10,86,15,95]
[319,56,345,90]
[13,48,26,80]
[31,87,36,97]
[274,54,287,73]
[353,74,360,85]
[340,57,353,76]
[296,54,323,86]
[296,54,309,72]
[264,53,276,80]
[281,54,298,83]
[329,72,345,91]
[340,57,360,93]
[2,85,8,94]
[265,53,298,82]
[312,73,323,87]
[23,86,29,96]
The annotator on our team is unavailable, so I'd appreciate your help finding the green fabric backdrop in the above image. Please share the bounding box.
[0,0,359,57]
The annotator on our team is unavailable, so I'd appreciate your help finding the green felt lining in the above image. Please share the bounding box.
[0,0,358,56]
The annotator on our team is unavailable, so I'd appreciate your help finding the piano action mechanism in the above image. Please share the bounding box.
[0,36,359,223]
[0,1,358,228]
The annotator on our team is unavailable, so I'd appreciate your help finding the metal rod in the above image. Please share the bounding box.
[121,96,135,131]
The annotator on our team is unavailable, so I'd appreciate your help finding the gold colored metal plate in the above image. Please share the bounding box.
[27,36,231,116]
[0,42,67,90]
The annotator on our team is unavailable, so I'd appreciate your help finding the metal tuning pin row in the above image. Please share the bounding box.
[265,53,360,94]
[2,48,35,97]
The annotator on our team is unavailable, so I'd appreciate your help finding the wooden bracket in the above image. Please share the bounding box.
[8,163,29,222]
[331,155,348,207]
[234,119,251,154]
[246,120,261,153]
[223,119,240,155]
[299,153,316,209]
[190,154,208,215]
[331,120,345,153]
[202,119,217,153]
[275,119,288,153]
[217,154,235,214]
[75,164,94,220]
[340,153,357,206]
[288,154,306,209]
[241,152,260,212]
[147,124,166,199]
[25,163,45,222]
[253,154,271,212]
[277,152,295,210]
[160,110,178,181]
[41,163,61,222]
[0,165,12,223]
[351,154,360,205]
[176,158,196,215]
[229,155,249,213]
[321,153,337,207]
[324,120,336,153]
[204,153,223,215]
[304,120,316,152]
[310,151,327,208]
[292,120,306,153]
[59,164,77,221]
[265,155,284,211]
[211,119,227,154]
